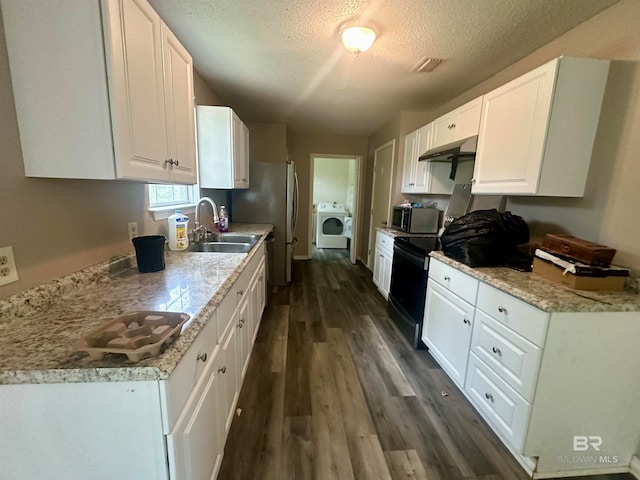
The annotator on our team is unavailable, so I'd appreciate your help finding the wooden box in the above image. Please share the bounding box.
[532,258,626,291]
[541,234,616,267]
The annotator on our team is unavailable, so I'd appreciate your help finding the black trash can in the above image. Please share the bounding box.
[132,235,166,273]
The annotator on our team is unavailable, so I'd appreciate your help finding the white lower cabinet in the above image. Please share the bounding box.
[0,243,268,480]
[425,256,640,478]
[422,278,477,389]
[373,231,394,299]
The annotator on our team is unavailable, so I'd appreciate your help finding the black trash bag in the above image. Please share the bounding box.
[440,209,529,267]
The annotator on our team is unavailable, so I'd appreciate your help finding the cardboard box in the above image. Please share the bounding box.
[532,258,626,291]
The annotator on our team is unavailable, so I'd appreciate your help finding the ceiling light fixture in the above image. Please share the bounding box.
[340,22,377,55]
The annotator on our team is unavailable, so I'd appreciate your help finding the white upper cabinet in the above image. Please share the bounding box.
[2,0,196,184]
[431,97,483,150]
[472,56,609,196]
[401,123,473,194]
[197,106,250,189]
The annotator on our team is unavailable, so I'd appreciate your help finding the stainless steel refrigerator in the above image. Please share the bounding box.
[231,161,298,287]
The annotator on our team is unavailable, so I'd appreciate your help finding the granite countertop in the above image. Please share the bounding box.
[0,223,273,385]
[430,251,640,313]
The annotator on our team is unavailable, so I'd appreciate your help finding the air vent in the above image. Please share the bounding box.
[411,57,442,73]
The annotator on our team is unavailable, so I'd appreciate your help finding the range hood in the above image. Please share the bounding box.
[418,136,478,180]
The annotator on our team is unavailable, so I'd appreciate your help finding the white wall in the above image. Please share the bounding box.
[313,157,354,213]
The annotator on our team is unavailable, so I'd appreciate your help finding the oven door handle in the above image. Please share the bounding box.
[393,244,428,269]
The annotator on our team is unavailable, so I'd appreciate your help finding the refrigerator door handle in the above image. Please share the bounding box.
[292,170,299,237]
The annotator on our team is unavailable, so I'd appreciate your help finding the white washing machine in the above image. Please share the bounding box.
[316,203,349,248]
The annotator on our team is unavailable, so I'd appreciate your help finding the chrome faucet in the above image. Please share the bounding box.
[193,197,220,243]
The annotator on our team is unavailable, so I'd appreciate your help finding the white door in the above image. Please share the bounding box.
[423,281,475,388]
[367,140,395,269]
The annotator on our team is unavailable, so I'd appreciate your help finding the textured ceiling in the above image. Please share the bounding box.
[149,0,619,136]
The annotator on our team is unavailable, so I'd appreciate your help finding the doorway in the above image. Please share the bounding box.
[310,154,362,264]
[367,140,395,270]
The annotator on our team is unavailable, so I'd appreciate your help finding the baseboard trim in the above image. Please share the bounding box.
[631,455,640,479]
[293,255,310,260]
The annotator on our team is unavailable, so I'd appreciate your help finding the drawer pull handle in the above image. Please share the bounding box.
[444,276,451,281]
[238,319,245,328]
[238,289,244,296]
[218,366,227,374]
[463,318,471,325]
[492,347,502,356]
[197,352,207,362]
[498,306,507,314]
[485,392,494,402]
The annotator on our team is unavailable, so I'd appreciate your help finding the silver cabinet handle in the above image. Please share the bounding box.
[218,366,227,374]
[197,352,207,362]
[485,392,494,402]
[492,347,502,356]
[498,306,507,314]
[463,318,471,325]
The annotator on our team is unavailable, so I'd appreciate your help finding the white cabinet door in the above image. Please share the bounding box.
[401,130,417,192]
[197,106,250,189]
[219,321,239,436]
[372,246,384,290]
[238,292,253,380]
[168,351,223,480]
[431,97,482,150]
[473,56,609,196]
[109,0,168,181]
[161,23,197,184]
[412,123,432,192]
[423,281,475,389]
[382,252,393,298]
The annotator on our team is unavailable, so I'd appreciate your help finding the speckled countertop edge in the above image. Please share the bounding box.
[430,251,640,313]
[0,223,273,385]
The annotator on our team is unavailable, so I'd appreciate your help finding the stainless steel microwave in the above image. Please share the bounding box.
[391,207,440,233]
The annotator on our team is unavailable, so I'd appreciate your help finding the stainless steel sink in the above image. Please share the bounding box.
[188,242,252,253]
[209,233,261,245]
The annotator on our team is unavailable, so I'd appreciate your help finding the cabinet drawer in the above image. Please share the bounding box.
[163,311,219,432]
[429,258,479,305]
[465,353,531,453]
[476,283,548,346]
[376,230,394,255]
[471,310,542,401]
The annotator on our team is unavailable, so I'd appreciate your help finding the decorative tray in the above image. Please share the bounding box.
[73,311,190,362]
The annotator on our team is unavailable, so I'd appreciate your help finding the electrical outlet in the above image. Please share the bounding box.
[0,246,19,287]
[128,222,138,240]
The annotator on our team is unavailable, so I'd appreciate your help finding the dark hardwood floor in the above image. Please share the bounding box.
[218,247,634,480]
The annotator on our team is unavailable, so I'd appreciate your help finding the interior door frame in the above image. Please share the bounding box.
[309,153,363,264]
[367,139,396,270]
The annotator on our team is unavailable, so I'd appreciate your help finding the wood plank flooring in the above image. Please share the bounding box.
[218,248,635,480]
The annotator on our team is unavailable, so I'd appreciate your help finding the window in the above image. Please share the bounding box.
[148,184,196,208]
[147,184,199,221]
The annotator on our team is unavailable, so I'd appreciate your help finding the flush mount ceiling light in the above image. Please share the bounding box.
[339,21,377,54]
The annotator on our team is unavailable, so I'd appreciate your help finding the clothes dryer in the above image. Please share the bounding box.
[316,203,349,248]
